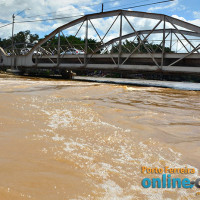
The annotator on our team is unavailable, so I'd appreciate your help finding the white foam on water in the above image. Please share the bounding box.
[41,148,48,154]
[46,109,73,129]
[126,87,162,92]
[30,104,40,109]
[63,142,76,153]
[63,140,87,152]
[27,94,199,199]
[73,153,94,161]
[52,134,65,141]
[32,134,49,140]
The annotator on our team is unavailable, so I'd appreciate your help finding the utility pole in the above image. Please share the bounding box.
[102,3,104,12]
[11,14,15,54]
[11,8,31,55]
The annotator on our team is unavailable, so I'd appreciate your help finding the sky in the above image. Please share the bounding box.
[0,0,199,41]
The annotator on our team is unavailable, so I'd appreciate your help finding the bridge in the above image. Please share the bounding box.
[0,10,200,77]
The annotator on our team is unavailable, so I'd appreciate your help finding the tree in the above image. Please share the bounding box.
[42,35,98,53]
[0,30,39,49]
[0,31,99,54]
[0,38,12,48]
[110,39,173,54]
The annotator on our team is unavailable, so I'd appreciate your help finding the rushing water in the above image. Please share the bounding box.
[0,74,200,200]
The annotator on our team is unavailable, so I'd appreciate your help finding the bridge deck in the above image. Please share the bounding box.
[29,53,200,74]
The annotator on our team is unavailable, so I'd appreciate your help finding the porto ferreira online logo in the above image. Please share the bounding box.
[141,166,200,189]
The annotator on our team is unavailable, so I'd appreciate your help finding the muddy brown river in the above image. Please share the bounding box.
[0,74,200,200]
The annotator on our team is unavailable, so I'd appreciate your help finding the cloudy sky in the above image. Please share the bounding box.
[0,0,199,41]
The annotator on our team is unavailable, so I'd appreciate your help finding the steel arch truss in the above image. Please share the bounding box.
[1,10,200,73]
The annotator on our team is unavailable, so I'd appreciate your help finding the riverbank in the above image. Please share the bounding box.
[74,76,200,91]
[2,71,200,91]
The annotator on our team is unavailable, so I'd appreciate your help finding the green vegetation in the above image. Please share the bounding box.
[0,30,39,49]
[42,35,99,53]
[0,30,173,54]
[111,39,173,53]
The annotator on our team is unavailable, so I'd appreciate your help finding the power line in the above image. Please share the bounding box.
[15,14,85,24]
[21,0,117,19]
[0,23,12,29]
[104,0,152,11]
[21,0,151,20]
[1,0,175,27]
[23,9,84,19]
[105,0,151,10]
[118,0,175,10]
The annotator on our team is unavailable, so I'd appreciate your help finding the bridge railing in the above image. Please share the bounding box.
[4,38,200,57]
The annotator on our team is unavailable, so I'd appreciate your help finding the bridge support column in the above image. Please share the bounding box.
[161,16,166,68]
[11,55,16,70]
[60,69,73,79]
[118,12,123,67]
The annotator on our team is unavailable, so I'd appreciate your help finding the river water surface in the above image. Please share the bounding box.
[0,74,200,200]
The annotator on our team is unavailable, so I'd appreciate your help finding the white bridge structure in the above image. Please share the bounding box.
[0,10,200,75]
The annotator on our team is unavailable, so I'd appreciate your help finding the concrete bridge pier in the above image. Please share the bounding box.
[60,69,74,79]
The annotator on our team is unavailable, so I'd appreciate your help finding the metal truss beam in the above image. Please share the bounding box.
[28,9,200,55]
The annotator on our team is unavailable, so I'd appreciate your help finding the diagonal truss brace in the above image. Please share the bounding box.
[60,31,83,64]
[169,44,200,66]
[122,14,161,68]
[89,19,116,65]
[166,17,199,54]
[86,14,121,65]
